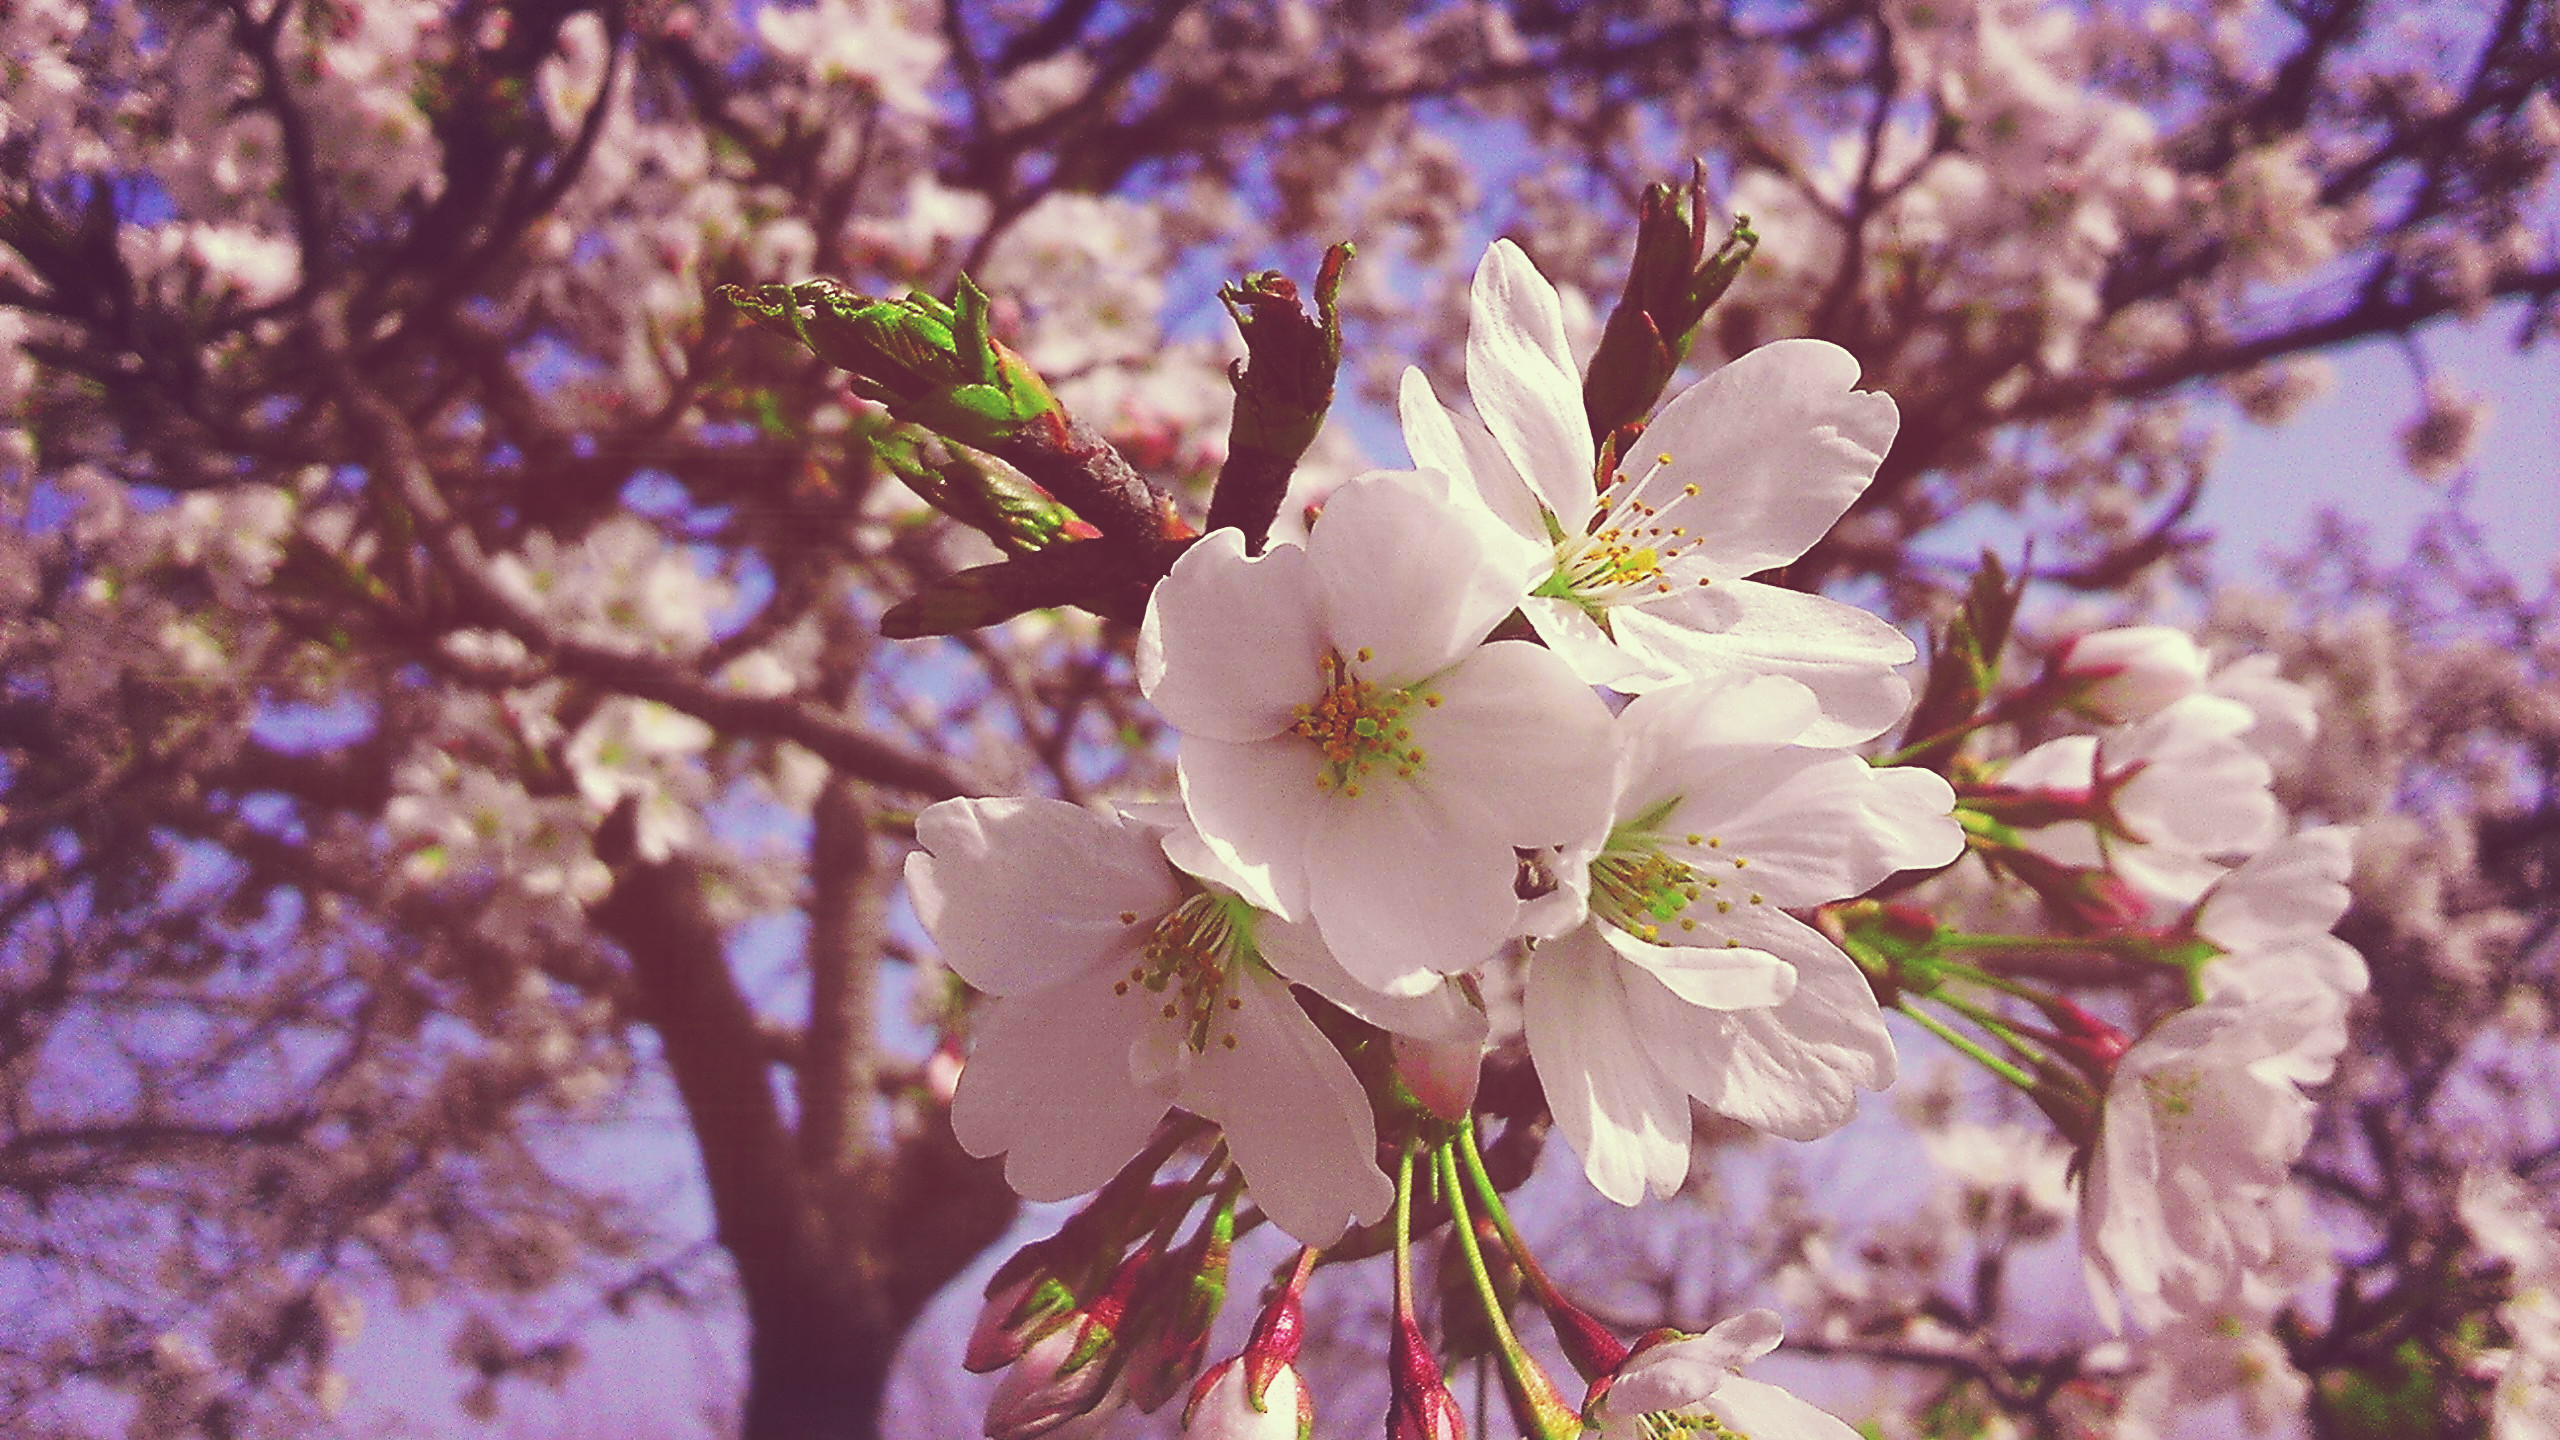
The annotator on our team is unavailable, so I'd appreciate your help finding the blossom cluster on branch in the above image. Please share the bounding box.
[837,231,2387,1438]
[4,0,2556,1437]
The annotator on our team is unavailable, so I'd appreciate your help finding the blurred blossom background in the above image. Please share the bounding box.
[0,0,2555,1437]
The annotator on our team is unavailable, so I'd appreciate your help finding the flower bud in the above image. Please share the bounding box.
[1992,846,2149,935]
[1182,1358,1311,1440]
[2043,997,2132,1076]
[985,1322,1121,1440]
[1532,1284,1630,1387]
[1393,1033,1484,1122]
[1386,1311,1467,1440]
[2052,626,2207,724]
[1121,1204,1235,1413]
[965,1269,1079,1374]
[983,1246,1151,1440]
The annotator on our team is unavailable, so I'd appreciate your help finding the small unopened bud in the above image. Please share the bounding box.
[965,1270,1078,1373]
[983,1246,1153,1439]
[1993,847,2150,935]
[1386,1312,1467,1440]
[985,1321,1122,1440]
[2029,1057,2105,1151]
[1122,1206,1235,1413]
[1393,1033,1484,1123]
[1534,1287,1630,1387]
[2051,626,2207,724]
[1182,1357,1311,1440]
[2044,997,2132,1076]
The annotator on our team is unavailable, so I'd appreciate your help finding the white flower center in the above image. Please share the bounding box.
[1536,451,1716,613]
[1115,892,1251,1055]
[1288,649,1438,798]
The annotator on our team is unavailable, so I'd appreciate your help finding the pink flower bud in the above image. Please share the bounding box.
[985,1322,1120,1440]
[2046,998,2132,1074]
[1120,1211,1234,1414]
[1994,846,2149,935]
[1393,1033,1484,1122]
[964,1271,1077,1373]
[1536,1288,1631,1387]
[1386,1313,1467,1440]
[983,1245,1153,1439]
[1181,1357,1311,1440]
[2053,626,2207,724]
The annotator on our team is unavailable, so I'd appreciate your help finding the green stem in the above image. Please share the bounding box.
[1436,1145,1527,1357]
[1455,1119,1569,1307]
[1393,1144,1419,1324]
[1899,1000,2040,1091]
[1875,708,2007,768]
[1147,1139,1230,1250]
[1930,991,2051,1061]
[1454,1121,1528,1264]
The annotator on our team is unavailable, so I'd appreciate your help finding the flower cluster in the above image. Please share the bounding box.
[909,240,1964,1436]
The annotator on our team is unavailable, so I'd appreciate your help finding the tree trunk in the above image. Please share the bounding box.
[592,804,1018,1440]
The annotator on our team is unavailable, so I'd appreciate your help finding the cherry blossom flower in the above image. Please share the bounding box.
[1139,468,1616,993]
[2002,693,2282,908]
[1523,676,1963,1203]
[2115,1189,2328,1438]
[2190,826,2368,1003]
[1399,239,1913,743]
[2208,652,2321,766]
[2052,624,2208,723]
[2080,982,2350,1330]
[1582,1310,1861,1440]
[564,698,714,863]
[905,797,1393,1245]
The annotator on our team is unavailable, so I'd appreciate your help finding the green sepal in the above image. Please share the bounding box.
[1899,550,2026,774]
[869,426,1097,556]
[719,276,1061,447]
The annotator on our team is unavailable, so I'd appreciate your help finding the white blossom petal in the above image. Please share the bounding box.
[1307,782,1518,991]
[1653,749,1962,908]
[1690,1375,1863,1440]
[1140,530,1325,743]
[1399,366,1549,549]
[1179,965,1393,1244]
[1465,239,1597,527]
[2195,826,2355,953]
[1634,339,1896,576]
[1642,915,1897,1141]
[1254,912,1490,1045]
[1405,639,1616,845]
[1526,927,1692,1204]
[952,984,1173,1202]
[1609,580,1916,743]
[1175,735,1326,920]
[1601,923,1797,1010]
[1521,596,1657,690]
[1310,471,1537,685]
[1605,1312,1784,1417]
[908,798,1182,996]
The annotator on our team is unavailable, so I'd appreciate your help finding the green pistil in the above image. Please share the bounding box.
[1588,817,1762,947]
[2145,1069,2199,1121]
[1288,649,1432,798]
[1591,848,1706,942]
[1115,892,1253,1055]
